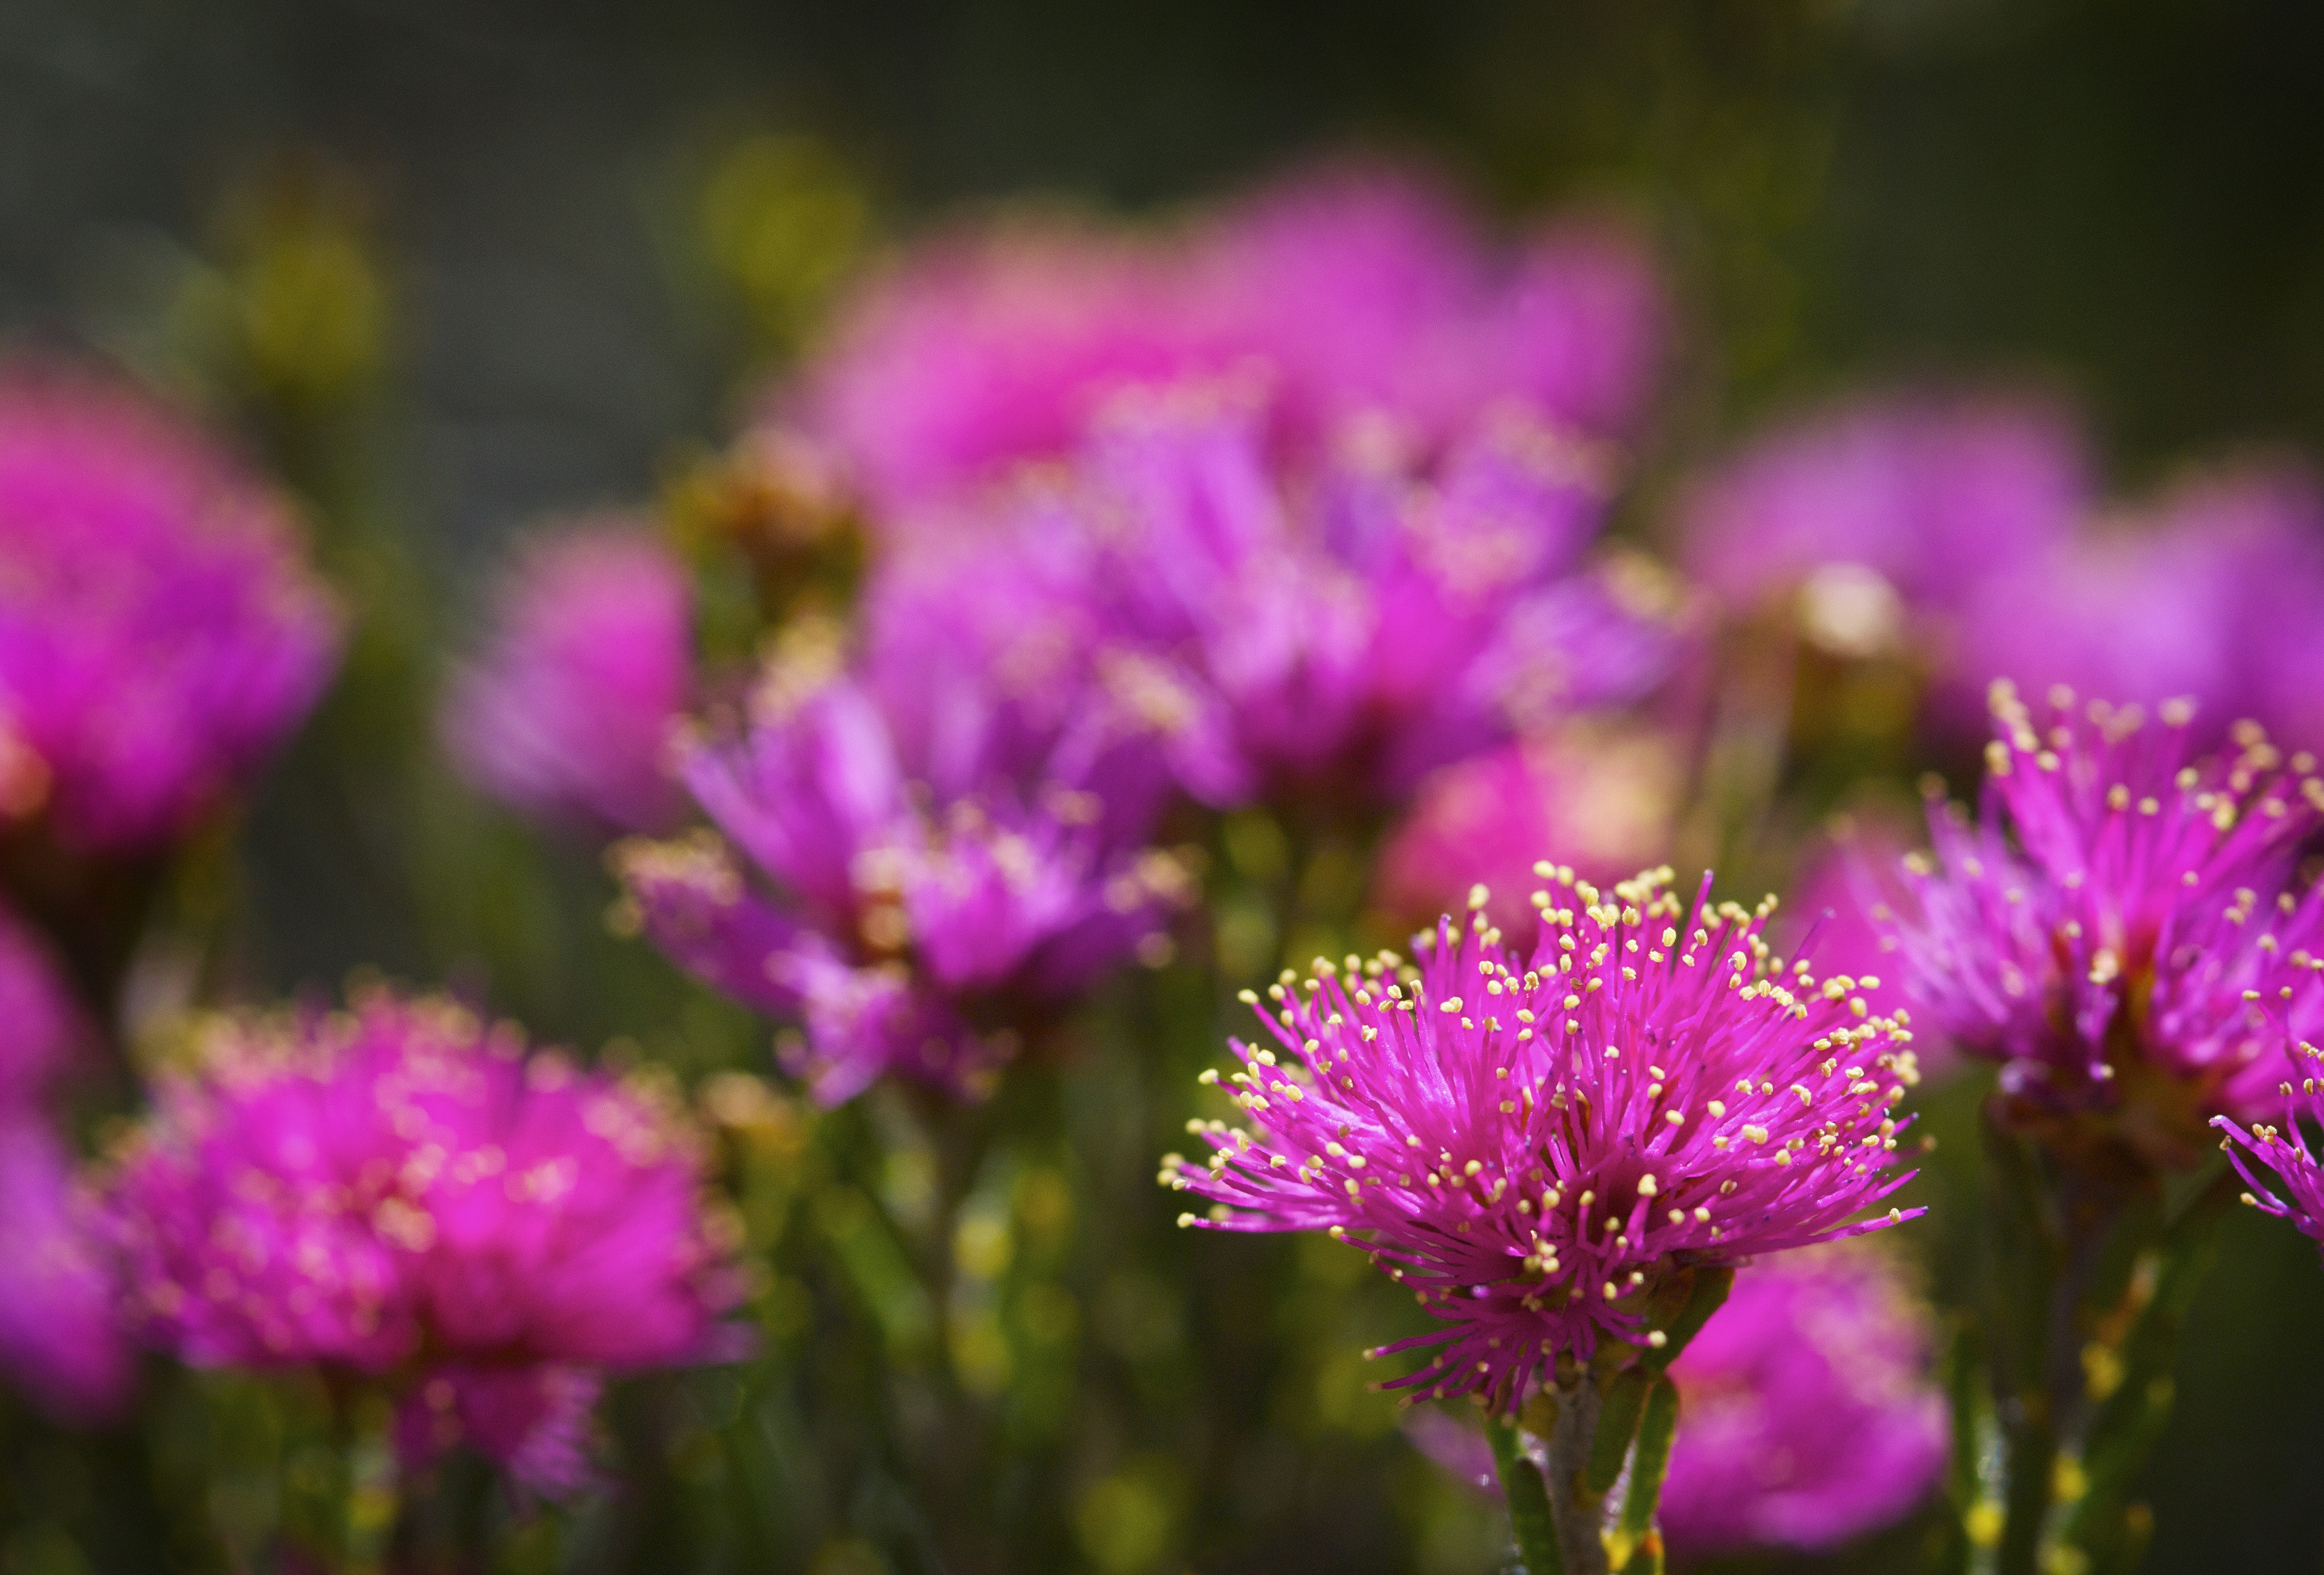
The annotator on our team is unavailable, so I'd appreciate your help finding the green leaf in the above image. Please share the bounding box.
[1487,1415,1565,1575]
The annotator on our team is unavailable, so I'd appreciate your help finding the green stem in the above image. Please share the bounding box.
[1611,1377,1679,1575]
[1488,1416,1565,1575]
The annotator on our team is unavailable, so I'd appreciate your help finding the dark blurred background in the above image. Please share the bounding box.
[5,1,2322,1568]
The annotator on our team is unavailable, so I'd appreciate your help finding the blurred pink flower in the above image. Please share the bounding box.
[1680,390,2087,626]
[1372,725,1684,944]
[790,162,1665,522]
[0,361,342,852]
[443,522,695,837]
[1659,1247,1947,1557]
[1950,463,2324,750]
[103,990,745,1492]
[797,219,1207,516]
[0,1115,135,1427]
[1188,164,1665,456]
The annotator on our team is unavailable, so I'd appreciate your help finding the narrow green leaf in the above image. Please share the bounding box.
[1488,1415,1565,1575]
[1585,1367,1653,1497]
[1611,1376,1679,1574]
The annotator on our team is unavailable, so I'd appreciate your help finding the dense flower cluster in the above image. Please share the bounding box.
[102,990,744,1491]
[792,162,1665,520]
[443,522,695,837]
[1165,867,1922,1412]
[618,647,1194,1104]
[1878,685,2324,1140]
[1658,1246,1948,1557]
[0,362,341,852]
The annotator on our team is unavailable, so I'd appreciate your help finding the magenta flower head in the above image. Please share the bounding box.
[1679,391,2086,650]
[1657,1246,1947,1558]
[1023,390,1680,812]
[787,164,1667,524]
[1951,464,2324,750]
[442,520,695,838]
[1188,162,1666,454]
[2212,1043,2324,1257]
[615,647,1194,1105]
[101,989,745,1493]
[1164,866,1923,1413]
[1373,726,1684,946]
[0,1114,137,1427]
[795,216,1202,516]
[0,361,341,853]
[1878,683,2324,1149]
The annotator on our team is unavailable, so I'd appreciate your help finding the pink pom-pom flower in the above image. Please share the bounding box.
[1166,867,1923,1414]
[101,990,745,1492]
[1658,1246,1949,1557]
[1878,684,2324,1143]
[0,362,341,852]
[442,522,695,838]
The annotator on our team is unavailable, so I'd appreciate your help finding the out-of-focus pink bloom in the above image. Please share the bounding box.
[0,1115,135,1426]
[958,390,1674,812]
[791,164,1666,520]
[1679,392,2087,633]
[103,990,745,1492]
[1188,165,1665,456]
[0,903,87,1104]
[1777,824,1930,1064]
[1169,869,1923,1413]
[1880,686,2324,1141]
[0,362,341,853]
[443,522,695,837]
[1659,1247,1948,1557]
[617,658,1194,1105]
[1372,725,1684,944]
[797,219,1208,517]
[1951,465,2324,749]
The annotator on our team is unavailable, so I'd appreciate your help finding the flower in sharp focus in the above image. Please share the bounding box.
[0,361,342,853]
[1164,867,1923,1413]
[2213,1043,2324,1256]
[1878,683,2324,1147]
[442,521,695,838]
[615,652,1193,1105]
[1658,1246,1948,1559]
[0,1115,136,1427]
[101,990,745,1493]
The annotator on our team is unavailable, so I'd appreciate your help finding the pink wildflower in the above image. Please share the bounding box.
[1166,867,1922,1413]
